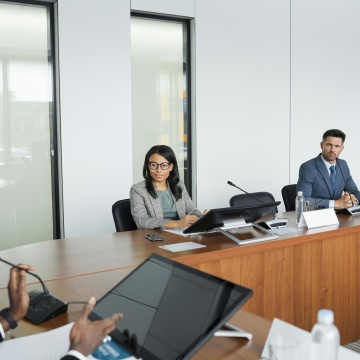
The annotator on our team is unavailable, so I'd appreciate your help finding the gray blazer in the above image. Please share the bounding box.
[297,154,360,208]
[130,180,202,229]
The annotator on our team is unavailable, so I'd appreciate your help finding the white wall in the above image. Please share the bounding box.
[131,0,195,17]
[57,0,360,237]
[58,0,132,237]
[290,0,360,184]
[195,0,290,211]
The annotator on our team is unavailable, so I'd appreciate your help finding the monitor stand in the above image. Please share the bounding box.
[214,322,252,339]
[214,218,278,245]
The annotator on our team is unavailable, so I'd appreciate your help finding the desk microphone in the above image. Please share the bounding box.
[227,181,288,229]
[336,160,360,215]
[227,181,265,204]
[0,258,68,324]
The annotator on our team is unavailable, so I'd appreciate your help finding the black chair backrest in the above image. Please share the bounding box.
[112,199,138,232]
[281,184,297,212]
[229,192,278,213]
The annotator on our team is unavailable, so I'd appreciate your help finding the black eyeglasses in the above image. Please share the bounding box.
[148,162,171,170]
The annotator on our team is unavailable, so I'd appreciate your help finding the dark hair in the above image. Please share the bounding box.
[143,145,182,200]
[322,129,346,143]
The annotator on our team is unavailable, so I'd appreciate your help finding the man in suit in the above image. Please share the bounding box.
[0,265,122,360]
[297,129,360,209]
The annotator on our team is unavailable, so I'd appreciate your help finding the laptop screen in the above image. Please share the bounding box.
[89,253,253,360]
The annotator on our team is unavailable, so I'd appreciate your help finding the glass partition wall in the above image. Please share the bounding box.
[0,1,59,250]
[131,15,192,193]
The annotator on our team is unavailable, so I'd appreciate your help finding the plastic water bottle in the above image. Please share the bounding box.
[295,191,306,224]
[311,309,340,360]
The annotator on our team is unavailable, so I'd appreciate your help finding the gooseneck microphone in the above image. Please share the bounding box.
[336,160,360,210]
[0,257,50,295]
[227,181,265,204]
[336,160,353,205]
[227,181,288,228]
[0,258,68,324]
[336,160,346,185]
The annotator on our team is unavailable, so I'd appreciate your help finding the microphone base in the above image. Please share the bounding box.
[257,218,288,230]
[26,289,68,324]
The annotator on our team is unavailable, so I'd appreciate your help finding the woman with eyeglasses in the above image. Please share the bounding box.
[130,145,206,229]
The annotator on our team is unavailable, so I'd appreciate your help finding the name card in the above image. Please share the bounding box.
[298,208,339,229]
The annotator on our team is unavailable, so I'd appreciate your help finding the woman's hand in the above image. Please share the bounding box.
[177,214,199,228]
[164,214,199,229]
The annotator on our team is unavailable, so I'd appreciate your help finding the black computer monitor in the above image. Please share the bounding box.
[183,202,280,234]
[89,253,253,360]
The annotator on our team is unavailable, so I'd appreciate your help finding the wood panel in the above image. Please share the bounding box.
[176,221,360,344]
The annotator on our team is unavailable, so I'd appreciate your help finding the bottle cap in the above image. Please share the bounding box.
[317,309,334,324]
[297,191,303,195]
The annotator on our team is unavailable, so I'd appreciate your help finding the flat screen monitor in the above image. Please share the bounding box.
[89,253,253,360]
[183,202,280,234]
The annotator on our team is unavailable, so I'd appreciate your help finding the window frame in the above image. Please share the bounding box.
[0,0,61,239]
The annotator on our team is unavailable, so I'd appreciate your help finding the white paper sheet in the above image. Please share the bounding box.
[159,241,206,252]
[261,318,360,360]
[0,323,139,360]
[163,228,190,236]
[0,323,73,360]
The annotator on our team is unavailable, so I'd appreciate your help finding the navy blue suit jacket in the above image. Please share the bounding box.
[297,154,360,208]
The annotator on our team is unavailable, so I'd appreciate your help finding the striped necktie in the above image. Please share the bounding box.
[330,165,336,197]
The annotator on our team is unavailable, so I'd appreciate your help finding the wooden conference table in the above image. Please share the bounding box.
[0,269,271,359]
[0,211,359,352]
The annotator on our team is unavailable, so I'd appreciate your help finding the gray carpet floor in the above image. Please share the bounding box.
[345,340,360,353]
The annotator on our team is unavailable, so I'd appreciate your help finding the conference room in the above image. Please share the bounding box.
[1,0,360,358]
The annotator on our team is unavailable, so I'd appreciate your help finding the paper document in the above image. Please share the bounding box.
[159,241,206,252]
[261,318,360,359]
[91,338,138,359]
[164,228,216,236]
[163,228,190,236]
[0,322,138,360]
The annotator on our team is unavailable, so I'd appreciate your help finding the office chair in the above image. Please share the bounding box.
[281,184,297,212]
[229,192,278,213]
[112,199,138,232]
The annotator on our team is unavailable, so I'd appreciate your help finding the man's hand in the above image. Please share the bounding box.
[335,192,356,209]
[69,297,123,356]
[350,194,359,206]
[8,264,35,323]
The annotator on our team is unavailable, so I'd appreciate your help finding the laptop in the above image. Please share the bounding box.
[89,253,253,360]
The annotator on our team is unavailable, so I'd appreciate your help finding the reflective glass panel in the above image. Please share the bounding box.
[0,2,55,250]
[131,16,190,188]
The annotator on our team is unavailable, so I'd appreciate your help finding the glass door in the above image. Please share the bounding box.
[0,1,59,250]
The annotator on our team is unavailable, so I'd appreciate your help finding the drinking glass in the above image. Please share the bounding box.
[306,200,315,211]
[269,335,299,360]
